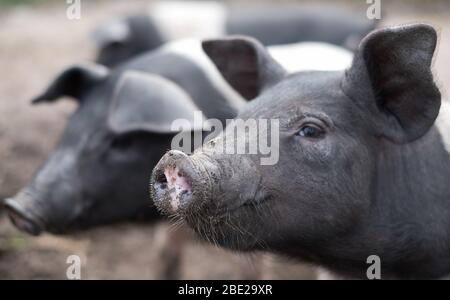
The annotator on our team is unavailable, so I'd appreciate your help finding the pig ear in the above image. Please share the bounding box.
[108,71,207,134]
[343,24,441,143]
[32,63,109,104]
[202,36,286,100]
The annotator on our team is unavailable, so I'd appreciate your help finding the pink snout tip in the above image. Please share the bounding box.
[164,166,192,212]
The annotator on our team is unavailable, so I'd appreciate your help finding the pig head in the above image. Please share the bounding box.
[3,65,206,235]
[3,36,341,236]
[151,24,450,279]
[92,15,165,67]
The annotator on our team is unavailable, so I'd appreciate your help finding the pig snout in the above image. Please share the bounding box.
[151,150,214,215]
[3,184,80,235]
[163,166,193,212]
[3,193,44,236]
[151,147,269,250]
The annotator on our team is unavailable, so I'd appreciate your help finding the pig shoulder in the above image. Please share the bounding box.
[159,39,245,112]
[117,39,244,121]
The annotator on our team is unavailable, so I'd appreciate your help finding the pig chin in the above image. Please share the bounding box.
[185,201,271,252]
[186,185,273,251]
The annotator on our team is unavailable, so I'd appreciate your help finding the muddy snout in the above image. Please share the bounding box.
[151,150,214,215]
[2,194,44,236]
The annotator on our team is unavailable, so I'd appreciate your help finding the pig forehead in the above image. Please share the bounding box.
[240,71,352,119]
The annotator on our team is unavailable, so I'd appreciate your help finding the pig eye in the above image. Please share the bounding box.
[297,124,324,139]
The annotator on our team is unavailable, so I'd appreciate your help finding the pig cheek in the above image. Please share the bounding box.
[277,139,333,175]
[304,140,333,162]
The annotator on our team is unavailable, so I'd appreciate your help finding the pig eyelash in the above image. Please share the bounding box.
[282,113,332,131]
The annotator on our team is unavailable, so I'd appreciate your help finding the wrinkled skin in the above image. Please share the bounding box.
[3,45,244,235]
[152,24,450,279]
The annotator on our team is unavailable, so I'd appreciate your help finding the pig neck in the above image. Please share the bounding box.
[372,127,450,239]
[372,102,450,245]
[338,102,450,278]
[310,103,450,279]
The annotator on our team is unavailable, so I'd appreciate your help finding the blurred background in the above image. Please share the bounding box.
[1,0,450,279]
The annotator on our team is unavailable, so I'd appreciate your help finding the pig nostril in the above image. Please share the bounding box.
[155,172,167,184]
[154,171,168,190]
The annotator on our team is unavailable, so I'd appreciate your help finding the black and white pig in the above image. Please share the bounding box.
[151,24,450,279]
[92,1,375,67]
[2,39,242,235]
[2,38,351,235]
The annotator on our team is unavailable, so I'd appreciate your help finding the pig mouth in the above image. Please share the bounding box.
[212,192,272,218]
[181,192,273,252]
[185,206,268,251]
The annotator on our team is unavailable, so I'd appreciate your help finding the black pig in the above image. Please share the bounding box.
[3,39,246,235]
[2,38,332,235]
[151,24,450,279]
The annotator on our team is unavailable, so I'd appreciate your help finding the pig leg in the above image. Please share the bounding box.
[153,222,188,279]
[238,252,275,280]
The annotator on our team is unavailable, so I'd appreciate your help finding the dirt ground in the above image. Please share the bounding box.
[1,0,450,279]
